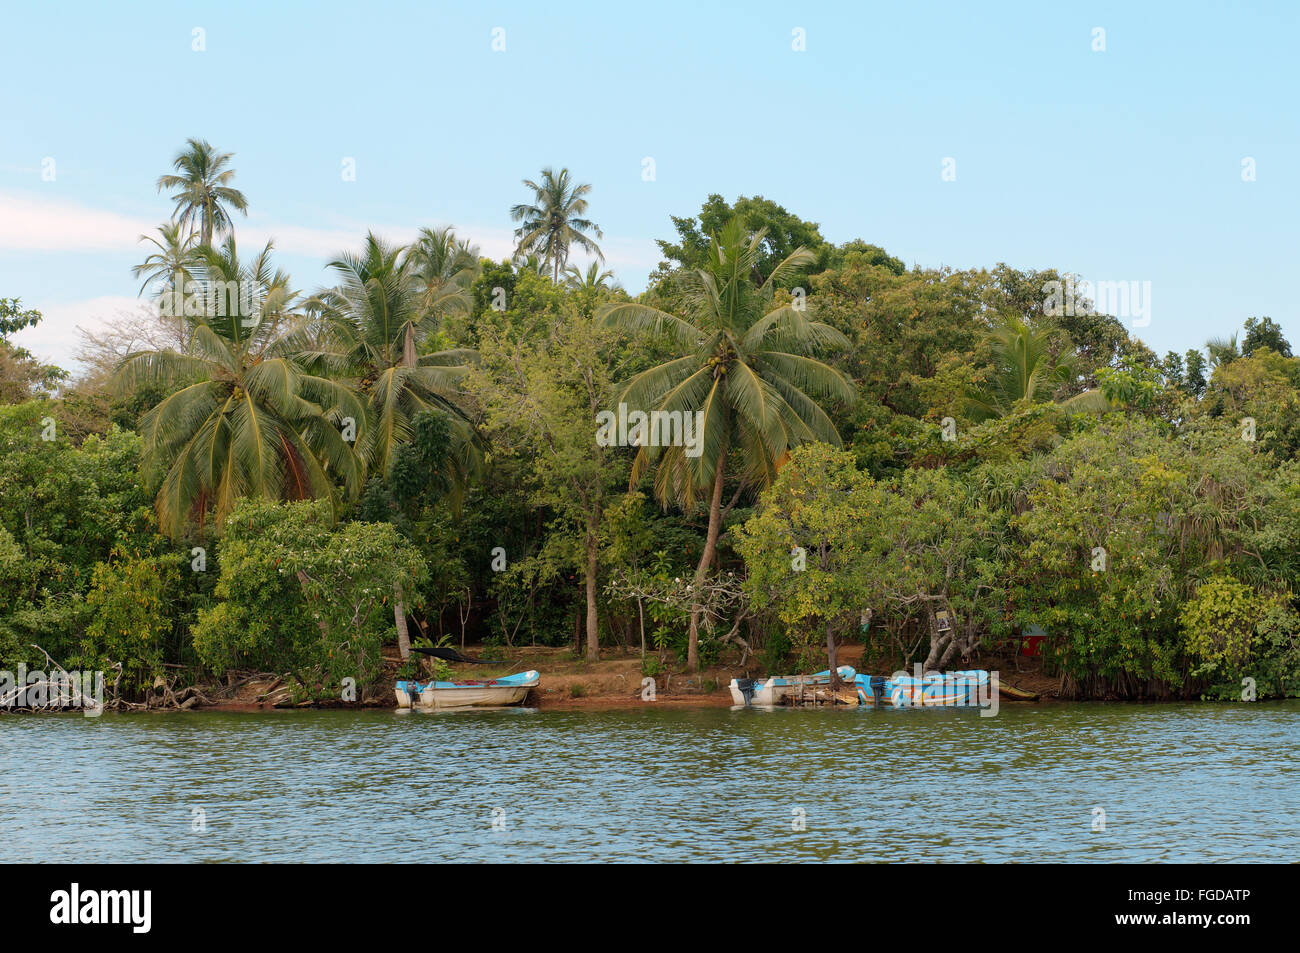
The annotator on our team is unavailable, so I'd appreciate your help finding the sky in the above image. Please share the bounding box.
[2,0,1297,371]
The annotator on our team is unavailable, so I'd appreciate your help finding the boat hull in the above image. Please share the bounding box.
[395,671,540,710]
[420,685,531,708]
[855,670,990,708]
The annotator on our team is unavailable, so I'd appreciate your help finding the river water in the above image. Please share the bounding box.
[2,701,1296,862]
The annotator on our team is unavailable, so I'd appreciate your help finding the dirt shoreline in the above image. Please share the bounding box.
[175,644,1056,713]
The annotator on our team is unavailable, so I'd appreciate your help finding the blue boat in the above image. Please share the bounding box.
[853,670,990,708]
[395,670,540,709]
[730,666,993,708]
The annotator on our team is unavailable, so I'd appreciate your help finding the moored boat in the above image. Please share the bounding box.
[854,669,990,708]
[998,681,1039,701]
[395,670,540,710]
[729,666,857,706]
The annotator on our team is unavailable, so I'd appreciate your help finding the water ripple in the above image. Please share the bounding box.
[1,701,1296,862]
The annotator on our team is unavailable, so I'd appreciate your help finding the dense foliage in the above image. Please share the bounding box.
[2,139,1298,703]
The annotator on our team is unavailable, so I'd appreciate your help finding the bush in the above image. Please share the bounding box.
[78,548,180,695]
[0,403,154,669]
[192,500,428,700]
[1180,575,1265,670]
[1184,587,1300,700]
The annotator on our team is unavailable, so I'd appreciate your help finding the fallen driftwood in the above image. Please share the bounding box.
[175,685,213,707]
[247,676,298,707]
[208,672,276,699]
[254,677,284,702]
[145,675,218,711]
[0,644,105,713]
[1,646,230,714]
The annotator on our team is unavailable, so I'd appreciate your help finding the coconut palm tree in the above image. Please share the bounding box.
[563,262,618,292]
[132,222,196,298]
[157,138,249,246]
[517,253,549,276]
[403,226,480,325]
[132,222,200,348]
[510,167,603,283]
[966,314,1109,420]
[1205,333,1240,370]
[193,236,301,342]
[598,219,854,671]
[112,237,364,539]
[307,233,480,485]
[306,233,482,660]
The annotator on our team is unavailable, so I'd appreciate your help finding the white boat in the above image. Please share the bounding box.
[729,666,856,706]
[395,671,540,709]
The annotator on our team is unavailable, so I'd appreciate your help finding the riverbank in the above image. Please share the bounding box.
[182,643,1058,712]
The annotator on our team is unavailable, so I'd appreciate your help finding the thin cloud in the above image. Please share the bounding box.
[0,190,522,262]
[2,194,658,369]
[8,295,142,370]
[0,192,156,252]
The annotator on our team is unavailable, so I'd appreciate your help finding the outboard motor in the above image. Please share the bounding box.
[869,675,887,709]
[735,678,757,707]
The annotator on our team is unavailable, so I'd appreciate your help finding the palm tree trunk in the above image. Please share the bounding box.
[394,581,410,659]
[173,265,188,351]
[402,324,417,367]
[584,521,600,662]
[687,453,727,673]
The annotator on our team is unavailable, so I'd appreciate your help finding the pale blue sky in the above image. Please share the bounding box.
[2,0,1296,369]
